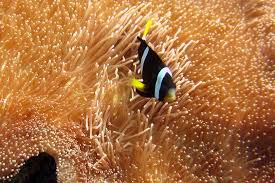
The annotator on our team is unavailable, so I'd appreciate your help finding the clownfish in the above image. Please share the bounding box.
[131,19,176,102]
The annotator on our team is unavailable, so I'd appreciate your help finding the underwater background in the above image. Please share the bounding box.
[0,0,274,182]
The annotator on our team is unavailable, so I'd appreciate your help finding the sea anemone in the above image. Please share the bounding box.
[0,0,274,182]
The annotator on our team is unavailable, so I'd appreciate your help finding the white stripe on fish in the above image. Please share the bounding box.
[140,46,149,74]
[154,67,172,100]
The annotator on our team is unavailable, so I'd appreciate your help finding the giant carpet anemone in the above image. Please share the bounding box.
[0,0,274,182]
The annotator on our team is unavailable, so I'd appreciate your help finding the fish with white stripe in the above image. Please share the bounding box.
[131,35,176,102]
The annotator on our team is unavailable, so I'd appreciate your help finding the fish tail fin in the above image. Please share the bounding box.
[143,19,153,38]
[131,78,145,91]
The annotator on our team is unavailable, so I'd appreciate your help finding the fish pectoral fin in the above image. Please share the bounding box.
[131,79,145,91]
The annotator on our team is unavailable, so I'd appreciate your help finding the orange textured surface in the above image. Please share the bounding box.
[0,0,274,182]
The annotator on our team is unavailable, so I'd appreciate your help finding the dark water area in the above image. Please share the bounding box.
[1,152,57,183]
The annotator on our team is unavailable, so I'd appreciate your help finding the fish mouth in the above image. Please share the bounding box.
[164,88,176,102]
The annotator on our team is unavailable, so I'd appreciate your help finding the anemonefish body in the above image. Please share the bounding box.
[131,20,176,102]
